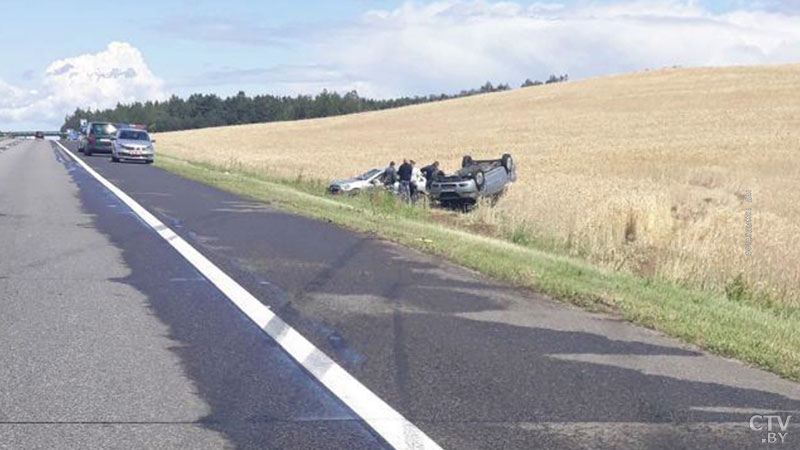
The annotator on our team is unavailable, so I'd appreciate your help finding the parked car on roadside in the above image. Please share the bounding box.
[429,154,516,209]
[328,168,427,197]
[34,131,45,139]
[79,122,117,155]
[328,168,387,195]
[111,128,155,164]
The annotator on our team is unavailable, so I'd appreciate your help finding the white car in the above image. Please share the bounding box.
[328,168,386,194]
[328,168,427,196]
[111,128,155,164]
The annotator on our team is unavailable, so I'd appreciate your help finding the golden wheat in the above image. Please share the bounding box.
[157,64,800,306]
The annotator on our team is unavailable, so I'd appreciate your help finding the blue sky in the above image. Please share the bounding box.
[0,1,370,94]
[2,0,799,129]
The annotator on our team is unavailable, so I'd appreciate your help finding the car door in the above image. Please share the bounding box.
[483,166,507,195]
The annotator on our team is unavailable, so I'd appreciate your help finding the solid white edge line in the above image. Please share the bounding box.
[55,141,443,450]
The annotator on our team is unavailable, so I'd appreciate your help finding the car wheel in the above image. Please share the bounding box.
[348,188,361,196]
[111,155,119,162]
[146,160,154,164]
[501,153,514,173]
[474,170,485,189]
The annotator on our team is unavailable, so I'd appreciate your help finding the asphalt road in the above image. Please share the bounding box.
[0,140,386,449]
[2,139,799,449]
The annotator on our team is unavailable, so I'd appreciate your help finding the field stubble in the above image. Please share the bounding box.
[158,65,800,308]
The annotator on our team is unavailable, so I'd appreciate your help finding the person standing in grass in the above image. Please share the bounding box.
[422,161,439,188]
[384,161,398,187]
[397,159,413,201]
[410,160,423,199]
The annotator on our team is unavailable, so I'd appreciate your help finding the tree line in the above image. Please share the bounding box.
[61,75,569,133]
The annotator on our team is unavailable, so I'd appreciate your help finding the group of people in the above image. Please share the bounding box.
[382,159,443,200]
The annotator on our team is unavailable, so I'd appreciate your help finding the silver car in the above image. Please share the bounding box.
[328,168,386,195]
[429,154,516,210]
[111,129,155,164]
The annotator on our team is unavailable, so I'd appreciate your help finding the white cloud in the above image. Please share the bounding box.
[0,42,164,128]
[5,2,800,129]
[302,0,800,97]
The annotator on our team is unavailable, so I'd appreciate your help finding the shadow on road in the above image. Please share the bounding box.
[55,142,800,450]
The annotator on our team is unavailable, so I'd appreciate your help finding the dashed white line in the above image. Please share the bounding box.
[55,141,443,450]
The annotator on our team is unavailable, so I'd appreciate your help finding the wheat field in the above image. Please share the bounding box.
[157,64,800,306]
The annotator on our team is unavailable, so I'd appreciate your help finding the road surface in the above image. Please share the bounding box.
[1,138,798,449]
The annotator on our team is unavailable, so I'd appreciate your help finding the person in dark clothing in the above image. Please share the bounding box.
[398,159,412,180]
[397,159,413,200]
[421,161,440,188]
[384,161,397,186]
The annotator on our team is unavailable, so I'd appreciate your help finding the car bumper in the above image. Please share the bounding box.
[116,148,154,159]
[119,154,154,161]
[429,185,479,201]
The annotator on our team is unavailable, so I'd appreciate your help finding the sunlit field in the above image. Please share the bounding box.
[158,64,800,307]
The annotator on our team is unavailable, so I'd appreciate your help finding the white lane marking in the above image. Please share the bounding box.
[55,141,442,450]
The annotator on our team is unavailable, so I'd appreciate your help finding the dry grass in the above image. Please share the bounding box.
[157,64,800,307]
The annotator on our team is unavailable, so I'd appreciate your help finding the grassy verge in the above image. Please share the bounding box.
[156,154,800,381]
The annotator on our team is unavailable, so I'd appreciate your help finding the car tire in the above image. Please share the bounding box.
[462,155,473,168]
[111,155,119,162]
[348,188,361,196]
[146,160,154,164]
[474,170,485,189]
[501,153,514,173]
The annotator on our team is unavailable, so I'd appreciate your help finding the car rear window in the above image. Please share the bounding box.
[118,130,149,141]
[91,123,117,135]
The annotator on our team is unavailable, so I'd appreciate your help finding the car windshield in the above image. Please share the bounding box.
[91,123,117,135]
[356,169,382,180]
[119,130,150,141]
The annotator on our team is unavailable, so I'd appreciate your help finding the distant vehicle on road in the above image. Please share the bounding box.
[34,131,44,139]
[79,122,117,156]
[111,128,155,164]
[429,154,516,209]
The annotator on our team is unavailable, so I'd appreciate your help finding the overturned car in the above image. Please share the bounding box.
[429,154,516,209]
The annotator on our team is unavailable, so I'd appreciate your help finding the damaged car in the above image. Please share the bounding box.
[429,154,516,209]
